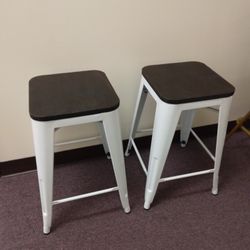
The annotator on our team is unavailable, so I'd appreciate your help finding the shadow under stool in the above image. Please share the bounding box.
[29,70,130,234]
[125,61,235,209]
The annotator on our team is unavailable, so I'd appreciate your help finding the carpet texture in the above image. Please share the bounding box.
[0,131,249,250]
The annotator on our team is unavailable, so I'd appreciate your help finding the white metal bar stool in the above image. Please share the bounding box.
[29,70,130,234]
[125,62,235,209]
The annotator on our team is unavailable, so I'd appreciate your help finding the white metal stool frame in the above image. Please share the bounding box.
[125,76,232,209]
[31,108,130,234]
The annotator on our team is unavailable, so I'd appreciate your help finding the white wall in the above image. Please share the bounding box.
[1,0,250,162]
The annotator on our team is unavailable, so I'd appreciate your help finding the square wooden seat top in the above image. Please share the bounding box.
[142,62,235,104]
[29,70,119,121]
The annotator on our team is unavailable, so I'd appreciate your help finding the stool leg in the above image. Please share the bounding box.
[180,110,196,147]
[212,97,232,195]
[31,120,54,234]
[125,81,148,156]
[97,121,110,158]
[103,110,130,213]
[144,103,181,209]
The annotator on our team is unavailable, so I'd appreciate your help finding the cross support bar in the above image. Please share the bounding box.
[54,136,101,147]
[190,129,215,161]
[159,169,214,183]
[53,186,119,205]
[131,139,148,175]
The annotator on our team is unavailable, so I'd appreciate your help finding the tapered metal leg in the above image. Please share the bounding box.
[180,110,196,147]
[125,80,148,156]
[31,120,54,234]
[103,110,130,213]
[212,97,232,195]
[144,103,181,209]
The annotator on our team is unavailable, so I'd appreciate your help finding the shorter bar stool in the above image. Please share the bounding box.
[29,70,130,234]
[125,62,235,209]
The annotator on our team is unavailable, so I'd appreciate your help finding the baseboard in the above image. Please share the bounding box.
[0,121,236,177]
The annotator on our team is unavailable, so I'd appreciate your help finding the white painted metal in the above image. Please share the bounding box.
[137,128,153,133]
[31,108,130,234]
[31,120,54,234]
[144,102,181,209]
[159,169,214,183]
[54,136,101,147]
[131,139,148,175]
[212,97,232,195]
[103,110,131,213]
[126,75,233,210]
[53,187,119,205]
[190,129,215,161]
[131,135,216,185]
[125,80,148,156]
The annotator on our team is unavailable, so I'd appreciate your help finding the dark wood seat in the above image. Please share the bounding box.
[29,70,119,121]
[142,61,235,104]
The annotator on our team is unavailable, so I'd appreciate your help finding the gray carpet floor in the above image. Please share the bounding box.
[1,131,249,250]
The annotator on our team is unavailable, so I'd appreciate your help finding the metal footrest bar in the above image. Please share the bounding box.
[159,169,214,183]
[137,128,153,134]
[131,139,148,175]
[190,129,215,161]
[52,186,119,205]
[130,127,215,183]
[54,136,101,147]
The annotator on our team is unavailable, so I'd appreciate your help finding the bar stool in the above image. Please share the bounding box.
[125,62,235,209]
[29,70,130,234]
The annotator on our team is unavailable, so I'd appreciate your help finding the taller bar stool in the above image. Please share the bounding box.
[29,70,130,234]
[125,62,235,209]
